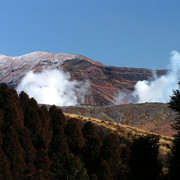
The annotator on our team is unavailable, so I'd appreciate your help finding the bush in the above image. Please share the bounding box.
[50,154,89,180]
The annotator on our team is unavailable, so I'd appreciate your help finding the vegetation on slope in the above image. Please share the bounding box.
[0,83,178,179]
[62,103,176,137]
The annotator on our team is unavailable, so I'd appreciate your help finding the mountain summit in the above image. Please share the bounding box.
[0,51,166,105]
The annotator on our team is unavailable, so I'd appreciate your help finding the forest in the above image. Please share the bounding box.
[0,83,179,180]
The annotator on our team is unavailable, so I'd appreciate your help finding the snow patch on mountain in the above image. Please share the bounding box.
[0,51,82,86]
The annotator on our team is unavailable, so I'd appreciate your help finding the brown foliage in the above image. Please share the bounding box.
[49,125,69,159]
[17,127,37,164]
[0,149,12,179]
[99,160,113,180]
[49,105,65,127]
[83,122,103,175]
[102,133,123,179]
[64,118,85,154]
[2,127,26,179]
[0,84,164,179]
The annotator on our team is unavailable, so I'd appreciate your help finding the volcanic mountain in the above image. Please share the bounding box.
[0,51,166,105]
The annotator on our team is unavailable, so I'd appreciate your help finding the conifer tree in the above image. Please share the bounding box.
[83,122,102,175]
[0,149,12,179]
[101,133,123,179]
[129,134,161,180]
[168,85,180,179]
[49,105,65,127]
[49,125,69,159]
[2,127,26,179]
[64,118,85,155]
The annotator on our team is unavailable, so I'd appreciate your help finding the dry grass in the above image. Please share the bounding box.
[65,112,173,172]
[64,113,173,143]
[62,103,177,137]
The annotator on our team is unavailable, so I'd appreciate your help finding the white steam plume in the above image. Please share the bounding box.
[116,51,180,104]
[133,51,180,103]
[16,69,90,106]
[115,91,127,104]
[115,91,134,104]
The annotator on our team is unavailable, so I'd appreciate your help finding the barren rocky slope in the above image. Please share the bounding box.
[0,51,166,105]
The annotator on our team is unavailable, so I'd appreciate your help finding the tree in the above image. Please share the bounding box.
[169,87,180,131]
[17,127,37,164]
[49,125,69,159]
[49,105,65,127]
[0,149,12,179]
[0,83,24,130]
[101,133,123,179]
[129,134,161,180]
[37,105,52,149]
[83,122,102,176]
[35,148,51,171]
[168,85,180,179]
[98,160,113,180]
[2,127,26,179]
[50,154,89,180]
[64,118,85,155]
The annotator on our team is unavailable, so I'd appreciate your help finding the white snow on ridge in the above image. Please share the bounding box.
[0,51,79,68]
[1,51,78,62]
[0,51,80,85]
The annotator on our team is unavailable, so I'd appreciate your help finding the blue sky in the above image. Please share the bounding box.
[0,0,180,69]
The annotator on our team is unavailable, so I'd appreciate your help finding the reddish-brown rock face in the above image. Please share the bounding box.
[61,58,166,105]
[0,51,166,105]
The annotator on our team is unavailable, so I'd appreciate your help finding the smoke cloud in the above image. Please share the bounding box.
[116,51,180,104]
[16,69,90,106]
[115,91,134,104]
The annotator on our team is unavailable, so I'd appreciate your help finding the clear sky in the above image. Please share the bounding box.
[0,0,180,69]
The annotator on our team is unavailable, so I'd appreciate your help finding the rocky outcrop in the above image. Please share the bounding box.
[0,51,167,105]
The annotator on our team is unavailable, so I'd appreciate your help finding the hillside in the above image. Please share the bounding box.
[62,103,176,137]
[0,51,174,137]
[0,51,167,105]
[64,112,173,147]
[0,83,174,179]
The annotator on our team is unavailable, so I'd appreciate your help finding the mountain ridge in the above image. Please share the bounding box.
[60,102,176,137]
[0,51,167,105]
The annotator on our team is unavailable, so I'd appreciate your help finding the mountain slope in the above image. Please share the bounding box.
[62,103,176,137]
[1,83,168,179]
[0,51,166,105]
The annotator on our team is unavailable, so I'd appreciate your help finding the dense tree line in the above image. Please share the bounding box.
[0,83,177,179]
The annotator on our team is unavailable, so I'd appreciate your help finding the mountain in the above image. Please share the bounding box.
[0,51,167,105]
[61,103,176,137]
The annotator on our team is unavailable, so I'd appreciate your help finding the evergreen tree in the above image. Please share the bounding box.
[17,127,37,164]
[0,148,12,179]
[168,85,180,179]
[83,122,102,176]
[49,125,69,159]
[49,105,65,127]
[101,133,123,179]
[2,127,26,179]
[98,160,113,180]
[129,134,161,180]
[64,118,85,155]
